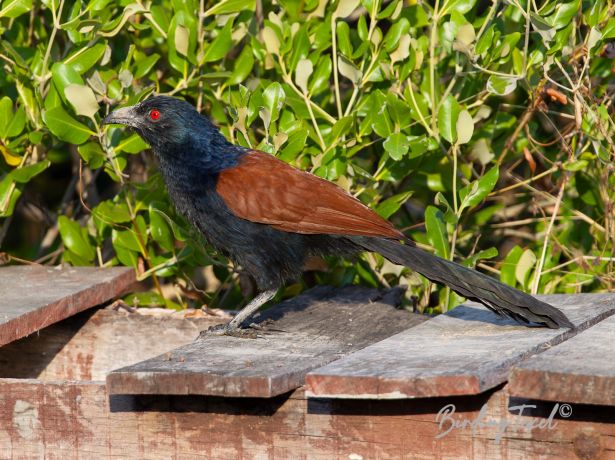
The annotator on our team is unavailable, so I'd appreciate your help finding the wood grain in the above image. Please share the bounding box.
[0,266,135,347]
[509,314,615,406]
[0,380,614,459]
[107,286,427,397]
[306,293,615,399]
[0,309,225,381]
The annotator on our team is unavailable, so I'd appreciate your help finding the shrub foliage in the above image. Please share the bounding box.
[0,0,613,311]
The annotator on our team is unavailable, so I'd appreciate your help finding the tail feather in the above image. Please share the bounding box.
[353,237,574,329]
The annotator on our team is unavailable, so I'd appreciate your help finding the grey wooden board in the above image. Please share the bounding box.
[106,286,428,398]
[305,294,615,399]
[0,266,135,347]
[509,313,615,406]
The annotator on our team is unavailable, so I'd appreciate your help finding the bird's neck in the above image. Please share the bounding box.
[154,130,244,175]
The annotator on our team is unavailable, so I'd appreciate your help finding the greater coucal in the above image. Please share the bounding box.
[102,96,573,334]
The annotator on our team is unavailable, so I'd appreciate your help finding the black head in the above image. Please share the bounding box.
[102,96,233,162]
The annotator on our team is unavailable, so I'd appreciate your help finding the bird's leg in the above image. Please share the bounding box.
[201,289,277,338]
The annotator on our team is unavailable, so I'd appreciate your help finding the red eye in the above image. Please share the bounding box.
[149,109,160,120]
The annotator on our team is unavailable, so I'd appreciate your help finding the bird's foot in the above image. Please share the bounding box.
[197,323,258,340]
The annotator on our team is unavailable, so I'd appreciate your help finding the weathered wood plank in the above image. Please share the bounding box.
[0,309,225,381]
[0,266,135,347]
[106,286,428,397]
[508,313,615,406]
[1,379,614,459]
[306,294,615,399]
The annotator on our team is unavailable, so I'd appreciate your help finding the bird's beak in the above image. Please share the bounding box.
[101,105,137,128]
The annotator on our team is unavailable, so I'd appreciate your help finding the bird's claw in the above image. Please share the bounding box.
[197,323,258,340]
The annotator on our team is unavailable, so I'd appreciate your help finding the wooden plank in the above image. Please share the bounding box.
[306,293,615,399]
[0,308,225,381]
[106,286,428,397]
[1,380,615,459]
[508,314,615,406]
[0,266,135,347]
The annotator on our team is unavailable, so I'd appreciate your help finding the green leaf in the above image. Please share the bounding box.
[204,0,255,16]
[442,0,477,16]
[0,0,31,18]
[295,58,314,94]
[58,216,96,262]
[93,201,132,223]
[11,160,50,183]
[463,247,498,268]
[112,228,142,252]
[337,55,362,84]
[135,54,161,79]
[546,0,580,30]
[114,133,148,154]
[65,43,107,74]
[336,21,352,56]
[515,249,537,288]
[280,128,308,161]
[64,84,99,118]
[262,82,286,125]
[77,142,105,168]
[384,18,410,52]
[227,47,254,86]
[501,245,523,286]
[0,176,21,217]
[425,206,449,259]
[100,3,147,37]
[114,244,139,267]
[167,11,197,72]
[0,97,13,139]
[437,95,461,143]
[530,13,556,43]
[149,205,174,252]
[334,0,360,18]
[43,106,95,145]
[376,191,412,219]
[455,109,474,145]
[459,166,499,212]
[486,75,519,96]
[202,19,233,62]
[51,63,85,96]
[261,26,280,55]
[383,132,409,160]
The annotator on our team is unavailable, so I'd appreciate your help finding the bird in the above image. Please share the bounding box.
[102,95,574,335]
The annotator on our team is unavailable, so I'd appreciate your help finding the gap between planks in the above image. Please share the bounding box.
[305,293,615,399]
[106,285,427,398]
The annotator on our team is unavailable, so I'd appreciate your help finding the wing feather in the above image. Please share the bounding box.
[216,150,403,239]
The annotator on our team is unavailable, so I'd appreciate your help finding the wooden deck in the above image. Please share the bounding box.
[0,266,614,459]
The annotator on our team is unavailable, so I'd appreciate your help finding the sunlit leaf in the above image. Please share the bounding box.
[43,106,95,144]
[425,206,449,259]
[437,95,461,143]
[64,84,99,118]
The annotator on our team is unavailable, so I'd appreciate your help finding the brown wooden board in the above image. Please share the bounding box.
[509,314,615,406]
[1,380,615,459]
[1,295,614,458]
[306,294,615,399]
[106,286,428,398]
[0,308,225,381]
[0,265,135,347]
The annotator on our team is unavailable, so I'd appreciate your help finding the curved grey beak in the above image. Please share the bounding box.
[102,105,137,127]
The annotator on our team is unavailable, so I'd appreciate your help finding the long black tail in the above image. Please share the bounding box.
[352,237,573,329]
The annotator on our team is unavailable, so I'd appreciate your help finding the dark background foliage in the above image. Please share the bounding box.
[0,0,613,312]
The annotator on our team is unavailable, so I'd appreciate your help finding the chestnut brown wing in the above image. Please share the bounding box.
[216,150,403,239]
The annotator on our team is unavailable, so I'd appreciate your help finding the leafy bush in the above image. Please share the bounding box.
[0,0,613,312]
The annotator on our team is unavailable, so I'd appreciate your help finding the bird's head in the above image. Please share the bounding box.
[103,95,240,172]
[102,95,224,153]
